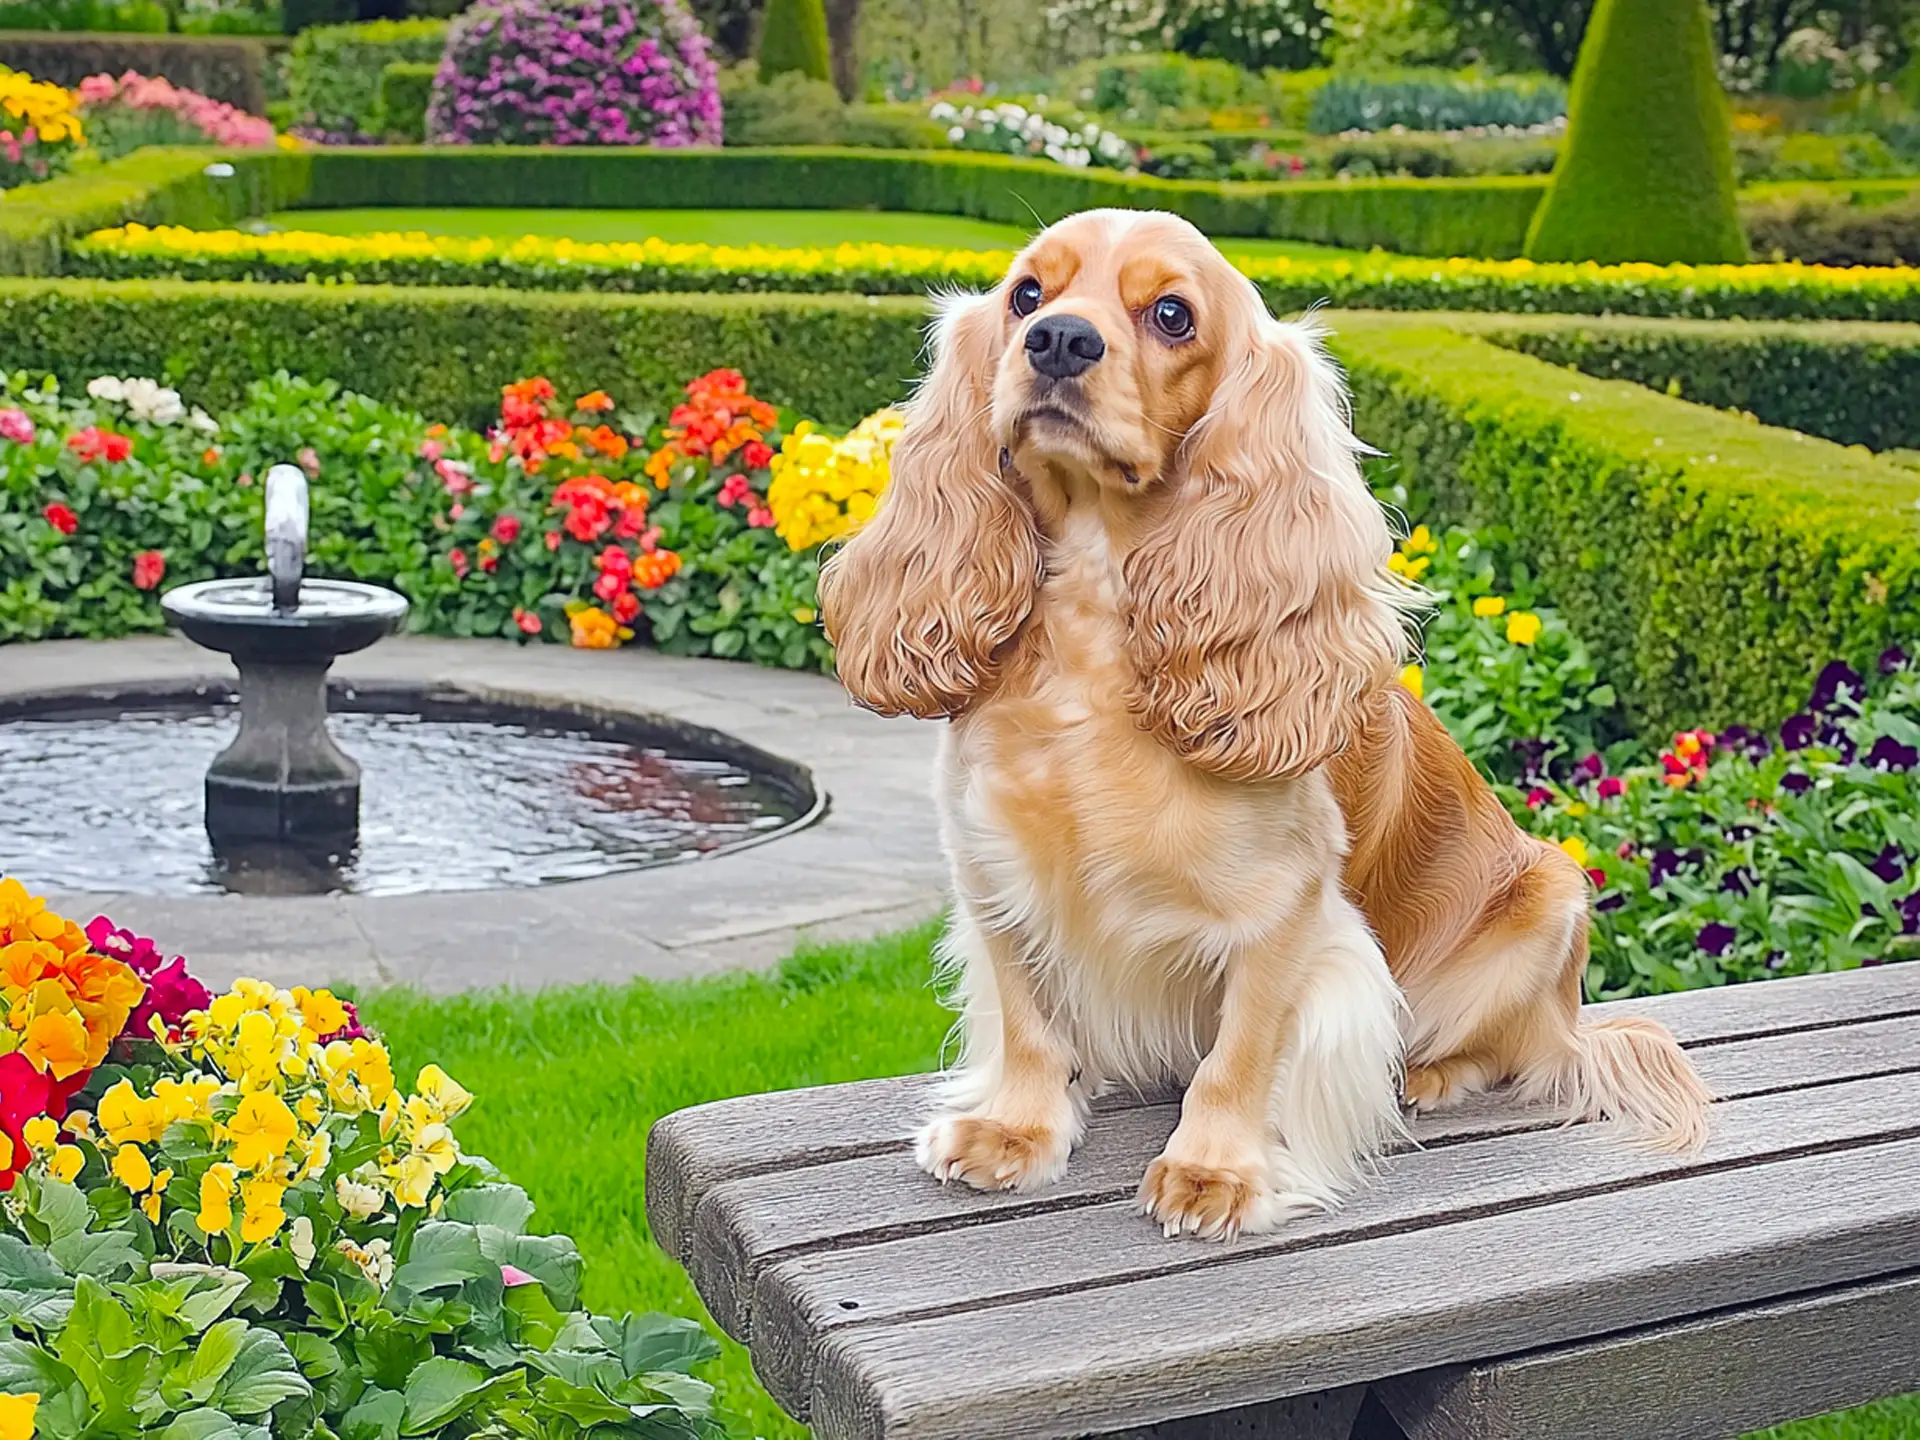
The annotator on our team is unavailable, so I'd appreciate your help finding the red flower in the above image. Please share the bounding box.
[716,474,751,509]
[449,548,469,579]
[597,546,633,581]
[490,513,521,545]
[1597,776,1626,800]
[742,440,774,471]
[66,427,132,465]
[592,569,626,603]
[42,502,78,535]
[1525,787,1552,809]
[479,552,498,573]
[0,1050,79,1192]
[131,550,165,590]
[747,506,775,529]
[1586,867,1606,888]
[564,497,610,543]
[513,607,542,636]
[611,590,640,624]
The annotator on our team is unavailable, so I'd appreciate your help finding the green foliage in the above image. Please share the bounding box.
[1305,67,1566,135]
[1331,313,1920,734]
[374,60,435,142]
[755,0,829,85]
[0,31,277,112]
[0,0,166,30]
[1526,0,1747,265]
[1481,314,1920,453]
[1744,187,1920,266]
[0,280,924,427]
[0,148,304,278]
[719,67,938,147]
[285,18,446,139]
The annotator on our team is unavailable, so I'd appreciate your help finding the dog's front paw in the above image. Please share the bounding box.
[1138,1153,1281,1241]
[916,1114,1069,1192]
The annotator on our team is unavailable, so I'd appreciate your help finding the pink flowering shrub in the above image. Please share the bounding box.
[425,0,721,146]
[75,71,277,157]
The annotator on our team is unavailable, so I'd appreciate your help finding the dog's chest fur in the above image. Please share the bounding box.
[939,510,1337,1080]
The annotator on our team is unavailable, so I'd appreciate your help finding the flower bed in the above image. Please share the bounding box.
[0,879,720,1437]
[0,64,82,187]
[0,365,899,669]
[72,223,1920,322]
[74,69,279,157]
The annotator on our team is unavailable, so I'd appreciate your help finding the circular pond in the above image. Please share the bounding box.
[0,683,821,898]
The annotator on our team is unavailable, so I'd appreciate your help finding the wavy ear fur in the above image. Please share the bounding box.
[820,292,1041,719]
[1124,306,1412,781]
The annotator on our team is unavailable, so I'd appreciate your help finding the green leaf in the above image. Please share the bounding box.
[399,1356,490,1434]
[158,1409,247,1440]
[440,1184,534,1236]
[47,1227,141,1281]
[0,1337,77,1395]
[31,1180,91,1243]
[388,1222,492,1298]
[591,1314,720,1378]
[341,1387,405,1440]
[301,1279,349,1335]
[210,1328,310,1415]
[502,1279,564,1351]
[286,1332,343,1380]
[234,1245,302,1313]
[477,1229,580,1313]
[528,1374,633,1429]
[182,1317,248,1402]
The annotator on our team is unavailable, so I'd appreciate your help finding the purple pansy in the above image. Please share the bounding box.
[1809,660,1865,714]
[1715,724,1771,761]
[1869,845,1906,884]
[1866,735,1919,771]
[1879,646,1908,675]
[1781,771,1813,794]
[1696,922,1738,957]
[1781,712,1818,751]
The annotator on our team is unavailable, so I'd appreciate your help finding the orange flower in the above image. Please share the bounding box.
[568,606,621,650]
[574,390,614,412]
[22,1010,90,1079]
[578,424,629,460]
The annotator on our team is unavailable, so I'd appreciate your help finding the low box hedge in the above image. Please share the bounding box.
[0,277,927,427]
[0,30,284,113]
[1330,310,1920,732]
[1470,313,1920,452]
[70,221,1920,322]
[0,147,303,276]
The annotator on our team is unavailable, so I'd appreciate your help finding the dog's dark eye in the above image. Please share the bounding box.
[1010,278,1043,318]
[1150,296,1195,340]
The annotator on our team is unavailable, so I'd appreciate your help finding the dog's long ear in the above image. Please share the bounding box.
[1124,304,1412,781]
[821,292,1041,719]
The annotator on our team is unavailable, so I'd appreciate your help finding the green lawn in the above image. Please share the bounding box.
[355,928,1914,1440]
[264,206,1366,260]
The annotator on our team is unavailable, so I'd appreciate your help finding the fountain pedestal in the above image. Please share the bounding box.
[160,466,408,850]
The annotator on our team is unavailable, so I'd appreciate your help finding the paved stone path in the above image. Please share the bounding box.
[3,637,947,994]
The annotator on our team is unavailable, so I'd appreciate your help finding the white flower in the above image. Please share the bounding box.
[289,1215,316,1270]
[947,125,965,144]
[928,101,956,121]
[87,376,125,403]
[336,1173,384,1219]
[122,377,184,426]
[187,407,219,436]
[336,1236,394,1290]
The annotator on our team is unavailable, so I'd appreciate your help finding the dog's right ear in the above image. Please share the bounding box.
[820,292,1041,719]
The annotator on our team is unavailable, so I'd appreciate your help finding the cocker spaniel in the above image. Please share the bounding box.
[820,209,1711,1240]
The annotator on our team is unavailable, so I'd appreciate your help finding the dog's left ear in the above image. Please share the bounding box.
[1123,309,1411,782]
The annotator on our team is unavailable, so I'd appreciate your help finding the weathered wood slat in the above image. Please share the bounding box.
[750,1065,1920,1414]
[807,1137,1920,1440]
[645,964,1920,1261]
[1376,1270,1920,1440]
[687,1012,1920,1342]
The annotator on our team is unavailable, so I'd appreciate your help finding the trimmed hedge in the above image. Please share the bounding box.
[282,146,1551,257]
[1331,311,1920,731]
[1475,314,1920,452]
[69,224,1920,322]
[0,277,927,426]
[285,18,447,140]
[376,60,435,142]
[0,148,303,276]
[0,31,282,113]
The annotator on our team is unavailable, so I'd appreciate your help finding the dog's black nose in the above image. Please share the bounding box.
[1024,315,1106,380]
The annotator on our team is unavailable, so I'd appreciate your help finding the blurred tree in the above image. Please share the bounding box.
[760,0,833,81]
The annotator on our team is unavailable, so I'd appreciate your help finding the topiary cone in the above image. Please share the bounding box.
[757,0,832,85]
[1525,0,1747,265]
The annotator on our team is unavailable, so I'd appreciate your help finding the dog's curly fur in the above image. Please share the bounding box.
[820,210,1710,1240]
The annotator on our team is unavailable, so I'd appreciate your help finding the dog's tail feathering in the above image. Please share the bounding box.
[1549,1013,1713,1154]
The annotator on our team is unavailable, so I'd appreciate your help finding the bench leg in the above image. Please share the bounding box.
[1348,1389,1412,1440]
[1097,1385,1369,1439]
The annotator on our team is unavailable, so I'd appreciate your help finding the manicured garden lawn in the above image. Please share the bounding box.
[264,206,1368,259]
[355,925,1913,1440]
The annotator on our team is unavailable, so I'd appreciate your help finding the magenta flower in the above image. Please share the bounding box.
[84,916,213,1034]
[0,408,34,445]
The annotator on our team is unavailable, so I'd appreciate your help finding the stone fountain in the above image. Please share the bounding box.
[160,465,409,849]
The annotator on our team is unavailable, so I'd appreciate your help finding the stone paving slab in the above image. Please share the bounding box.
[0,636,948,994]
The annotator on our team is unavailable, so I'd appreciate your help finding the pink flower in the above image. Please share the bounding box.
[491,513,521,545]
[747,505,774,528]
[716,474,751,509]
[132,550,166,591]
[1524,787,1552,809]
[420,437,445,462]
[449,548,469,579]
[0,408,34,444]
[1597,776,1626,800]
[84,916,211,1035]
[436,458,474,495]
[500,1264,538,1287]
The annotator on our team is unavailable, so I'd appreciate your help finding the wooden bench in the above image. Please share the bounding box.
[647,963,1920,1440]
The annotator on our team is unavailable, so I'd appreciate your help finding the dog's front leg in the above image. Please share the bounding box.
[916,901,1080,1193]
[1140,882,1404,1240]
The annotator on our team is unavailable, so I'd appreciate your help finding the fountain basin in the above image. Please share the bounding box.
[161,577,409,667]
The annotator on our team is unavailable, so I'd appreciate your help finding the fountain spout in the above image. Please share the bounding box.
[265,464,308,611]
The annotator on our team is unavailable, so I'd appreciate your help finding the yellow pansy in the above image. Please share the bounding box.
[111,1143,153,1193]
[153,1075,219,1125]
[1402,524,1436,555]
[0,1392,37,1440]
[0,1134,12,1174]
[1559,836,1590,866]
[141,1191,162,1224]
[99,1079,162,1144]
[239,1178,287,1243]
[298,1128,332,1181]
[20,1116,57,1152]
[198,1163,238,1235]
[296,1093,324,1127]
[1387,551,1430,580]
[1399,664,1424,700]
[386,1153,439,1209]
[48,1145,82,1184]
[1506,611,1543,646]
[1472,595,1507,618]
[414,1065,473,1122]
[226,1091,298,1171]
[292,986,349,1040]
[63,1110,92,1140]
